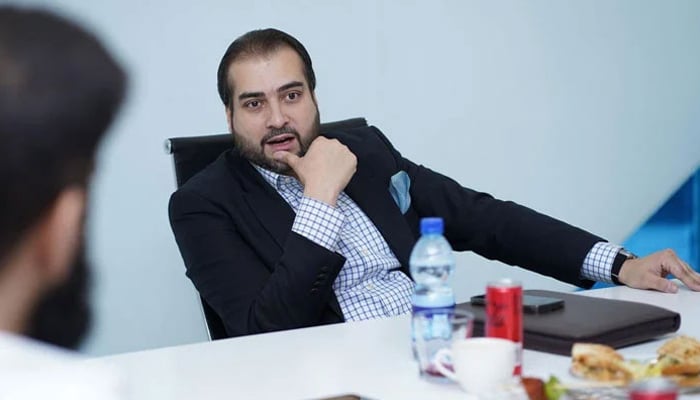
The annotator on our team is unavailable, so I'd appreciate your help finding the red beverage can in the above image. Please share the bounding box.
[485,279,523,375]
[629,378,678,400]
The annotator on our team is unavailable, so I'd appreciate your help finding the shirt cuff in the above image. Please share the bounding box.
[581,241,623,283]
[292,196,344,251]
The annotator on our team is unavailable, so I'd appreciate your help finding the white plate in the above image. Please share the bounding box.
[566,354,700,395]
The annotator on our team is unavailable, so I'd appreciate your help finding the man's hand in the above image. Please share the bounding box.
[618,249,700,293]
[273,137,357,206]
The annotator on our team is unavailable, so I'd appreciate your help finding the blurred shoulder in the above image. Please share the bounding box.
[0,331,126,399]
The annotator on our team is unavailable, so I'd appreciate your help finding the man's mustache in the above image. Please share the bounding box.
[259,127,300,147]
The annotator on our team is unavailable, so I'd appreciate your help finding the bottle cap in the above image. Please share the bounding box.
[420,217,443,235]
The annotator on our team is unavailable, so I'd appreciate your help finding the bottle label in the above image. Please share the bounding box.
[411,291,455,308]
[411,305,456,341]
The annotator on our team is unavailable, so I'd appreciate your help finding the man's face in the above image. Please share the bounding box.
[227,46,320,174]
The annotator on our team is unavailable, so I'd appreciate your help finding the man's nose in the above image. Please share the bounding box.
[266,101,289,129]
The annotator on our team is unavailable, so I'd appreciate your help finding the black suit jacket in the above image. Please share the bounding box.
[169,126,603,337]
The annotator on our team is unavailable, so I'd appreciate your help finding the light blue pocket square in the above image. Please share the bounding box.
[389,171,411,214]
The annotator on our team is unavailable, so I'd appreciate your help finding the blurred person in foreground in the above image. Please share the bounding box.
[0,6,126,399]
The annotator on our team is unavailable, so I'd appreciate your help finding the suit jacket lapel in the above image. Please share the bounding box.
[228,149,417,267]
[226,147,414,317]
[227,151,344,318]
[345,163,416,271]
[228,152,294,252]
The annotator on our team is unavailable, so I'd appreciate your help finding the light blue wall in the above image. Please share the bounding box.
[13,0,700,355]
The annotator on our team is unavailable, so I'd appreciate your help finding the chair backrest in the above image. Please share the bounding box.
[166,117,368,340]
[166,117,368,187]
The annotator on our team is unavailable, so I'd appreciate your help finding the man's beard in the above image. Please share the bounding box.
[233,110,321,174]
[26,243,91,350]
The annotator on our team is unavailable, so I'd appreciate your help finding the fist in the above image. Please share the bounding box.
[274,137,357,206]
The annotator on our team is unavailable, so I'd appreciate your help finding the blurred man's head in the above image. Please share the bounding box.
[0,7,125,348]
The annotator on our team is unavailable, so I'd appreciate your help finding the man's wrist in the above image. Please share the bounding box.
[303,185,341,207]
[611,248,638,285]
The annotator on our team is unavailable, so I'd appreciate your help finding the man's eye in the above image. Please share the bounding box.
[287,92,299,101]
[245,100,260,108]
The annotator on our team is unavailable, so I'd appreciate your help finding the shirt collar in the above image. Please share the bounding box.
[252,163,300,191]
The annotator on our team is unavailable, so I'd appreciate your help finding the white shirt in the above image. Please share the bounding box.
[0,331,126,400]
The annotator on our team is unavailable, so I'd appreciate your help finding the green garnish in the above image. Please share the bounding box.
[544,375,565,400]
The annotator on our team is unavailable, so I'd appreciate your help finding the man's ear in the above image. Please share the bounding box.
[33,187,86,286]
[225,106,233,133]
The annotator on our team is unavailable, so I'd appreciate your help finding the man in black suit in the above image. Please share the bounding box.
[169,28,700,338]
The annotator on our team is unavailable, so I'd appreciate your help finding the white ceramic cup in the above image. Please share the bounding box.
[433,337,517,395]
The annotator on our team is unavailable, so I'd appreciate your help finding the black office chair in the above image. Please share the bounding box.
[166,117,368,340]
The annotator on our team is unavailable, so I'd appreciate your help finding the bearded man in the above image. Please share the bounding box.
[169,28,700,339]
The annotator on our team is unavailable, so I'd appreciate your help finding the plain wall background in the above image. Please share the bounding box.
[12,0,700,356]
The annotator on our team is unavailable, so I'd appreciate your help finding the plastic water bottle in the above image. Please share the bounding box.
[411,217,456,311]
[410,217,456,358]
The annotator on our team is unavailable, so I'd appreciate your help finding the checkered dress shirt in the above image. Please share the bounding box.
[253,165,620,321]
[255,165,414,321]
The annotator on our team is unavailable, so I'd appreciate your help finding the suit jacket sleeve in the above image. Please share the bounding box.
[169,187,346,337]
[370,127,602,288]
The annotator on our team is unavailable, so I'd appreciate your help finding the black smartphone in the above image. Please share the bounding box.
[469,294,564,314]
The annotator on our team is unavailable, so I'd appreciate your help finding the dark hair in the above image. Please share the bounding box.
[216,28,316,108]
[0,7,126,263]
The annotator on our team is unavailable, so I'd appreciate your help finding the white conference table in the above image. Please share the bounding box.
[91,285,699,399]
